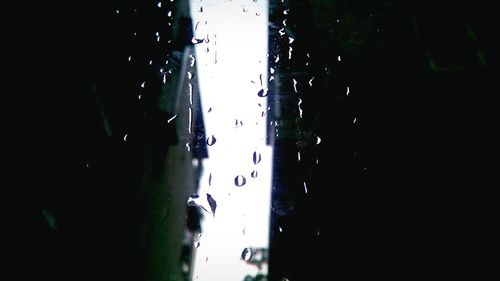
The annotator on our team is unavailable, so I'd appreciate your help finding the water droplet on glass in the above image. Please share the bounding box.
[187,195,212,215]
[206,135,216,146]
[257,88,268,97]
[191,37,204,44]
[207,193,217,216]
[234,175,247,187]
[241,248,252,261]
[167,114,177,123]
[252,151,262,165]
[316,135,322,145]
[298,98,303,118]
[251,170,258,178]
[308,77,314,87]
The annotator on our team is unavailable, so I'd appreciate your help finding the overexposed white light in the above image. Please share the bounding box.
[189,0,271,280]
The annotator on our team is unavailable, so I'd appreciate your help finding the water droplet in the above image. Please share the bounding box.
[191,37,204,44]
[234,175,247,187]
[346,86,350,96]
[316,135,322,145]
[187,195,212,215]
[257,88,268,97]
[241,248,252,261]
[251,170,258,178]
[308,77,314,87]
[167,114,177,123]
[206,135,216,146]
[252,151,262,165]
[298,98,303,118]
[207,193,217,216]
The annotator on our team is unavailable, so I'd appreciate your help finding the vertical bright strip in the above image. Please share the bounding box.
[189,0,271,280]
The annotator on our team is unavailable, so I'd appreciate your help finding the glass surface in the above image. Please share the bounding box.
[8,0,496,280]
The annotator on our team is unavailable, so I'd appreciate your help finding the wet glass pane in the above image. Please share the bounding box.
[8,0,496,280]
